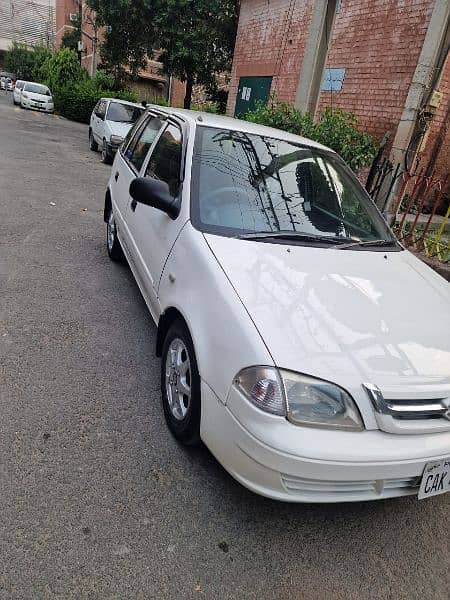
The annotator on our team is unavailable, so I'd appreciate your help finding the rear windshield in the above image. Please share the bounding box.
[24,83,50,95]
[106,102,144,123]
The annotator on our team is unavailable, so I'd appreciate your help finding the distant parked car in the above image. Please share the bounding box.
[89,98,145,164]
[20,82,54,113]
[13,80,26,105]
[0,77,5,89]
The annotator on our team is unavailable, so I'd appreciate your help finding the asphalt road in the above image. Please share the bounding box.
[0,92,449,600]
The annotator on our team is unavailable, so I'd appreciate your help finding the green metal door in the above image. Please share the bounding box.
[235,76,273,117]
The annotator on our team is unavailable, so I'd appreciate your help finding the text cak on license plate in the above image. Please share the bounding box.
[418,457,450,499]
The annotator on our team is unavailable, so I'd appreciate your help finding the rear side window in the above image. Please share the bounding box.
[17,81,25,90]
[145,123,183,198]
[125,115,166,172]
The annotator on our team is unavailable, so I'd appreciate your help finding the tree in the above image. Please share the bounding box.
[153,0,239,108]
[5,42,36,79]
[4,42,52,81]
[37,48,87,91]
[61,15,81,53]
[86,0,239,108]
[86,0,157,87]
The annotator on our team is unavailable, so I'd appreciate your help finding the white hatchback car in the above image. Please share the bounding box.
[20,82,54,113]
[89,98,145,164]
[13,80,26,105]
[104,107,450,503]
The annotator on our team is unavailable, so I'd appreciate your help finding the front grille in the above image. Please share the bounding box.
[363,383,450,433]
[281,474,420,499]
[385,398,449,420]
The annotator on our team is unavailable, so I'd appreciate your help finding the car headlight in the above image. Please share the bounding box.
[22,93,28,98]
[110,135,123,145]
[234,367,363,430]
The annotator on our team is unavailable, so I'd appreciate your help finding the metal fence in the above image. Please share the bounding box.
[366,158,449,265]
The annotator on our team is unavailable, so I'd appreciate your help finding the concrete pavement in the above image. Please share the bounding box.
[0,92,449,600]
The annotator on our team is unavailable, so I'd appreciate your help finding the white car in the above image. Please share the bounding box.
[20,82,54,113]
[13,80,26,105]
[89,98,145,164]
[104,108,450,503]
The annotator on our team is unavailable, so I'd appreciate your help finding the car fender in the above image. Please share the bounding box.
[157,224,274,403]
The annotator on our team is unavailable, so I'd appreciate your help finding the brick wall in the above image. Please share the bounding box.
[317,0,435,143]
[228,0,435,145]
[227,0,314,114]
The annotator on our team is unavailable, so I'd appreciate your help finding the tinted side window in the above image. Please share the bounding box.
[145,123,183,198]
[125,116,165,172]
[97,100,107,117]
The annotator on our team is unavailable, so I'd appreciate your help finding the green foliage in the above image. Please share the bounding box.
[53,78,138,124]
[315,108,377,171]
[151,96,169,107]
[192,101,220,114]
[92,70,116,91]
[86,0,155,86]
[38,48,87,91]
[86,0,239,108]
[61,14,81,52]
[245,99,377,171]
[4,42,51,80]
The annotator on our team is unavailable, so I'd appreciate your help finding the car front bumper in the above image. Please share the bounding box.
[200,382,450,503]
[21,99,54,112]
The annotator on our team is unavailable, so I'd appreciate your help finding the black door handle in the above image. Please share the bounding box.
[114,171,119,182]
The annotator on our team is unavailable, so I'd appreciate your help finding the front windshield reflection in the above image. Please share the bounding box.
[191,127,394,244]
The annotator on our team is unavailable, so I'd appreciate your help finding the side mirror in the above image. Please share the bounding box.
[129,177,179,219]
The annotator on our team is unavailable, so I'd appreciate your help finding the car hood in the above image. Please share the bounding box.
[205,234,450,392]
[106,121,134,139]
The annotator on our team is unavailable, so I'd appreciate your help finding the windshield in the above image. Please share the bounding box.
[191,127,396,245]
[106,102,144,123]
[24,83,50,95]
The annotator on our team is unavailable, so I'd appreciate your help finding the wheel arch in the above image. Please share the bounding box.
[156,307,191,358]
[104,188,112,223]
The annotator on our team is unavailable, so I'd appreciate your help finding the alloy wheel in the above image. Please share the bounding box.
[165,338,192,421]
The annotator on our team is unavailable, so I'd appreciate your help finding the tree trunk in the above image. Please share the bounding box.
[184,75,193,109]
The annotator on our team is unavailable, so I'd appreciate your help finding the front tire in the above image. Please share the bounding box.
[101,139,112,164]
[106,210,124,262]
[161,320,201,446]
[89,129,98,151]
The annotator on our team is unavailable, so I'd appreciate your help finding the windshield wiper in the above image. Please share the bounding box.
[238,231,358,244]
[335,239,398,249]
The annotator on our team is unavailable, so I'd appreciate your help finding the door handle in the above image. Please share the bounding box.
[114,171,119,182]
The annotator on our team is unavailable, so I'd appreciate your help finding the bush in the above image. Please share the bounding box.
[53,78,138,124]
[38,48,87,90]
[244,98,377,171]
[5,42,52,81]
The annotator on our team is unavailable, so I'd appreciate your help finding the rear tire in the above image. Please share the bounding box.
[106,210,124,262]
[89,129,98,151]
[161,320,201,446]
[101,139,113,164]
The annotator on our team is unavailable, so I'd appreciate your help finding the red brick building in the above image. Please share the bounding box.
[228,0,450,180]
[55,0,168,100]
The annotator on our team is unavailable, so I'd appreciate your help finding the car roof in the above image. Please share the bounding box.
[145,105,333,153]
[23,81,48,88]
[101,98,145,109]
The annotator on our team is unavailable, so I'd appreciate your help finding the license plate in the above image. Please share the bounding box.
[418,458,450,499]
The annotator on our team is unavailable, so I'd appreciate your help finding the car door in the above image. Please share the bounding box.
[125,121,186,318]
[111,113,167,280]
[92,99,107,143]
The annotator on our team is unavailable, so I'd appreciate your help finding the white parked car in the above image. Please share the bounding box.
[89,98,145,164]
[20,82,54,113]
[104,108,450,503]
[13,80,26,105]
